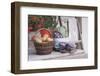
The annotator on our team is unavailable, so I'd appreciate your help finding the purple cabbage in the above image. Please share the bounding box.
[53,31,63,38]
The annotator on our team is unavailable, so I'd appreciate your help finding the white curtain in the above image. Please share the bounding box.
[55,17,78,43]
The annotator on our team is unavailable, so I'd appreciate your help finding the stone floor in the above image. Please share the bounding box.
[28,49,88,61]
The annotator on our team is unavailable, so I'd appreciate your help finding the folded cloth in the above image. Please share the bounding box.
[54,41,76,53]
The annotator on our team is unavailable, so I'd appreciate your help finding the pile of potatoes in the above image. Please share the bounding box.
[32,31,53,43]
[35,34,53,43]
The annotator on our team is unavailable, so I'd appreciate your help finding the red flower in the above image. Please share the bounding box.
[40,18,44,23]
[28,27,33,32]
[37,24,43,28]
[31,16,38,20]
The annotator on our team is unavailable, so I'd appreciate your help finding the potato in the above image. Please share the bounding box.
[42,34,49,42]
[35,38,42,43]
[42,37,47,42]
[44,34,49,38]
[47,38,53,42]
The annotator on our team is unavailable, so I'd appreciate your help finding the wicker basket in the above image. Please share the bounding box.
[34,28,54,55]
[34,41,53,55]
